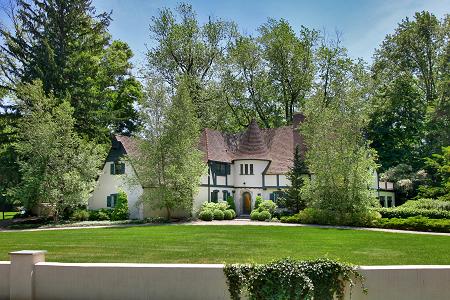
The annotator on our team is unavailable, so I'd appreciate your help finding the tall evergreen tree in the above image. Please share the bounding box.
[0,0,141,140]
[281,145,309,212]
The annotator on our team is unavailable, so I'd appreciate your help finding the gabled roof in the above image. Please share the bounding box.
[115,113,306,175]
[199,113,306,174]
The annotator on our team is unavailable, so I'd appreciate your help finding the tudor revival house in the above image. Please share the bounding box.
[89,113,395,219]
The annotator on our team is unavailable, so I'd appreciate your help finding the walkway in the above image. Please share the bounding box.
[1,218,450,236]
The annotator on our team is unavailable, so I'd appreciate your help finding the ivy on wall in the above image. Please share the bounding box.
[223,258,365,300]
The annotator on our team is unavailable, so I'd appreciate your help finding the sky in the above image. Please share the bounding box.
[0,0,449,70]
[91,0,449,69]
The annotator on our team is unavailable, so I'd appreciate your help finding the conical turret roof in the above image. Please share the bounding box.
[236,119,269,158]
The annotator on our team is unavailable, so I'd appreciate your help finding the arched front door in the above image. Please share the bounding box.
[242,192,252,215]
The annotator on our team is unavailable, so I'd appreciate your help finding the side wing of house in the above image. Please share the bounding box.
[89,138,144,219]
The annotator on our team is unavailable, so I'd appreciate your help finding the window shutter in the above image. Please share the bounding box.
[120,163,125,174]
[107,196,111,207]
[110,163,115,175]
[250,164,254,175]
[269,193,275,201]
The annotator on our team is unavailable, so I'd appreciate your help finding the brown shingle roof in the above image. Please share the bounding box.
[116,113,306,175]
[201,114,306,174]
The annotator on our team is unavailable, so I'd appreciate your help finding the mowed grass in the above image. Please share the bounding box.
[0,225,449,265]
[1,212,17,220]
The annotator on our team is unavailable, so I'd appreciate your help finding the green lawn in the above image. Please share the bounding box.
[0,225,449,265]
[1,212,17,220]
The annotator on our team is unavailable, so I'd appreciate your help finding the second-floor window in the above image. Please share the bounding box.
[240,163,254,175]
[111,161,125,175]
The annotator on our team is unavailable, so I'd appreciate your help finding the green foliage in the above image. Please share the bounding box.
[223,258,364,300]
[281,208,381,227]
[368,75,426,170]
[375,217,450,233]
[71,209,90,222]
[13,82,105,222]
[250,210,260,221]
[223,209,233,220]
[88,209,111,221]
[417,146,450,201]
[135,78,206,218]
[372,11,449,163]
[254,196,263,209]
[213,209,224,220]
[226,196,236,212]
[281,146,309,212]
[256,200,277,214]
[301,66,377,218]
[380,164,425,202]
[258,210,271,221]
[110,191,129,221]
[0,0,141,140]
[198,210,213,221]
[402,198,450,210]
[374,207,450,220]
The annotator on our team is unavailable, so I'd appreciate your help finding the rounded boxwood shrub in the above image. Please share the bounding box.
[71,209,89,221]
[250,210,260,221]
[223,209,233,220]
[258,210,272,221]
[199,210,213,221]
[213,209,224,220]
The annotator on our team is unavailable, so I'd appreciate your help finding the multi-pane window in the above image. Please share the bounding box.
[222,190,230,201]
[379,196,386,207]
[110,161,125,175]
[107,193,118,208]
[211,190,219,203]
[240,163,254,175]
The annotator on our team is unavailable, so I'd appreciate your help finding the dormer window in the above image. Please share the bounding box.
[110,160,125,175]
[240,163,254,175]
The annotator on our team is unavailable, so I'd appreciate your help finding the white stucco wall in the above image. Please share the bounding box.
[233,160,269,188]
[89,161,143,219]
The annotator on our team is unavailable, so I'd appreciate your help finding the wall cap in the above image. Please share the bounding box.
[9,250,47,256]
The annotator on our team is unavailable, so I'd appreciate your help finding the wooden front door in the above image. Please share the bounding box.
[242,192,251,215]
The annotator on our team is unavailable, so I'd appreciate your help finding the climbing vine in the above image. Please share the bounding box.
[223,258,365,300]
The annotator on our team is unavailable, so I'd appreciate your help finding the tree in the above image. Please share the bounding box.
[147,3,232,129]
[259,19,317,123]
[300,65,377,216]
[0,0,141,140]
[133,77,205,218]
[280,145,309,212]
[417,146,450,201]
[13,81,104,222]
[373,11,449,158]
[367,74,427,170]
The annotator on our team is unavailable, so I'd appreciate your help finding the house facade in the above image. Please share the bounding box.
[89,113,395,219]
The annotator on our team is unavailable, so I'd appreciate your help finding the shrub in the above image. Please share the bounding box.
[374,207,450,219]
[254,196,263,209]
[110,191,129,221]
[227,196,236,212]
[281,208,381,227]
[257,200,277,214]
[224,258,364,300]
[88,209,111,221]
[223,210,233,220]
[213,209,224,220]
[374,217,450,233]
[71,209,90,221]
[216,201,229,211]
[250,210,260,221]
[401,198,450,211]
[199,210,213,221]
[258,210,271,221]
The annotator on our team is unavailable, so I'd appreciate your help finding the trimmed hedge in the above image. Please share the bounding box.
[374,207,450,220]
[374,217,450,233]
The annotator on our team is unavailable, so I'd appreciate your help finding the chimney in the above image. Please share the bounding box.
[292,112,305,129]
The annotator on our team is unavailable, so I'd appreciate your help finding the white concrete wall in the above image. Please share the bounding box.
[4,252,450,300]
[0,262,10,300]
[34,263,229,300]
[89,161,143,219]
